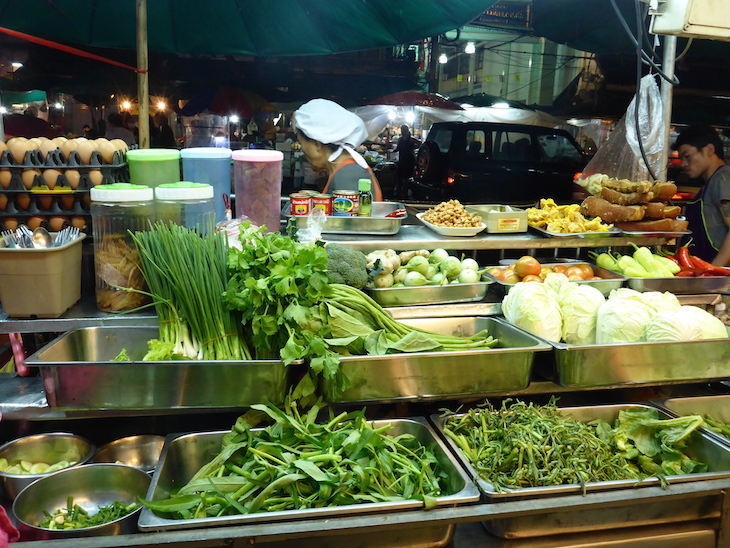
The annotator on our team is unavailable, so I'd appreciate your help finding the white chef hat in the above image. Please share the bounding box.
[294,98,369,169]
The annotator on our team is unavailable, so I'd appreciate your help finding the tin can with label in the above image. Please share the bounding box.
[312,193,333,216]
[332,190,359,216]
[289,193,311,216]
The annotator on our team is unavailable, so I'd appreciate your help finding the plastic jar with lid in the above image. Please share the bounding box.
[90,183,154,312]
[232,149,283,233]
[126,148,181,188]
[180,147,232,223]
[155,181,215,233]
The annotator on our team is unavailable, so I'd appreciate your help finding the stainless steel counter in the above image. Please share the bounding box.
[323,224,671,251]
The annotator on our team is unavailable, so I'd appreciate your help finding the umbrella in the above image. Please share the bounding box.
[450,93,531,110]
[0,1,495,57]
[179,87,276,118]
[367,90,464,110]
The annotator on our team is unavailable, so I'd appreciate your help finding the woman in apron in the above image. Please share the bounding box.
[674,125,730,266]
[294,99,383,201]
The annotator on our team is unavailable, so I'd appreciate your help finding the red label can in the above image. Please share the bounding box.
[332,190,359,216]
[312,193,332,216]
[289,193,311,216]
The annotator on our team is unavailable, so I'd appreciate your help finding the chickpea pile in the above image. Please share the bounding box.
[421,200,483,227]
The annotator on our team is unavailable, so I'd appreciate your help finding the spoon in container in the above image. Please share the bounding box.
[31,226,53,249]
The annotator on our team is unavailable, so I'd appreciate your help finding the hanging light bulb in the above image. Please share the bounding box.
[438,53,448,64]
[405,111,415,124]
[387,110,396,121]
[465,42,476,55]
[229,115,240,124]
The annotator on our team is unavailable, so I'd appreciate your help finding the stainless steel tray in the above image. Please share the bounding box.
[529,225,621,239]
[432,403,730,502]
[25,326,289,409]
[628,275,730,294]
[321,316,551,403]
[534,326,730,388]
[622,229,692,238]
[282,201,406,235]
[654,395,730,450]
[138,417,480,532]
[367,278,493,307]
[485,263,626,297]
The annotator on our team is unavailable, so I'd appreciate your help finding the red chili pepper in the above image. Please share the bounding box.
[702,266,730,276]
[385,209,406,218]
[676,246,694,269]
[690,255,716,271]
[675,270,696,277]
[663,255,680,265]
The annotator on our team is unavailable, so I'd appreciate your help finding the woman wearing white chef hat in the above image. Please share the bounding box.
[294,98,383,200]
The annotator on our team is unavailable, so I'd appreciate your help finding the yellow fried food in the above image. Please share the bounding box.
[421,199,482,227]
[527,198,613,233]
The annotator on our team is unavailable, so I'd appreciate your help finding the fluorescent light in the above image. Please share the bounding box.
[53,102,63,109]
[10,62,22,69]
[492,101,510,109]
[438,53,448,64]
[405,111,415,124]
[465,42,476,54]
[0,107,6,114]
[387,110,396,121]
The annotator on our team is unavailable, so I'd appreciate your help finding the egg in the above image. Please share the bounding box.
[51,136,67,147]
[96,139,116,164]
[60,140,79,163]
[39,139,60,161]
[60,194,76,211]
[38,194,53,211]
[87,169,104,186]
[110,139,129,152]
[3,218,18,231]
[0,169,12,189]
[0,193,7,211]
[21,169,40,190]
[64,169,81,190]
[71,216,87,231]
[75,140,95,164]
[28,138,42,149]
[42,169,62,189]
[15,193,31,211]
[27,216,45,230]
[8,138,30,164]
[49,216,69,232]
[81,193,91,209]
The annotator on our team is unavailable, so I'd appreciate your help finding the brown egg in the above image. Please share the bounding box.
[21,169,40,190]
[75,140,95,164]
[3,218,18,231]
[51,136,67,147]
[60,140,79,162]
[39,139,60,161]
[8,138,30,164]
[26,216,45,230]
[0,169,11,189]
[110,139,128,152]
[64,169,81,190]
[37,195,53,211]
[71,216,87,231]
[0,193,7,211]
[87,169,104,186]
[96,139,116,164]
[42,169,62,189]
[49,216,69,232]
[15,193,31,211]
[60,194,76,211]
[27,138,42,149]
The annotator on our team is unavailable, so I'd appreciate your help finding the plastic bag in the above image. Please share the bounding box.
[295,208,327,244]
[581,74,667,182]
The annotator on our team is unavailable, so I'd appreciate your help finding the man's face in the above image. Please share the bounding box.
[678,144,711,179]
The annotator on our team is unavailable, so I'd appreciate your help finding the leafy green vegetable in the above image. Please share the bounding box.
[112,348,131,361]
[142,399,447,519]
[38,496,139,530]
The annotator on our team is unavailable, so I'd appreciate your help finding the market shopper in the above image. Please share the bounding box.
[105,112,136,146]
[294,98,383,200]
[394,124,417,199]
[674,125,730,265]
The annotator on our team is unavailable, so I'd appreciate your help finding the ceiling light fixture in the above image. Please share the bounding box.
[10,62,22,69]
[229,115,240,124]
[438,53,448,64]
[492,101,510,109]
[465,42,476,54]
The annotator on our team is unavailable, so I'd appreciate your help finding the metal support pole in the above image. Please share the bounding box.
[136,0,150,149]
[658,35,677,183]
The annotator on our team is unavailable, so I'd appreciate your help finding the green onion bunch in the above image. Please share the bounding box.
[132,221,251,361]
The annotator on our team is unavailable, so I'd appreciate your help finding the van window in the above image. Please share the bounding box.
[538,134,583,163]
[464,129,487,158]
[431,129,453,153]
[493,131,533,161]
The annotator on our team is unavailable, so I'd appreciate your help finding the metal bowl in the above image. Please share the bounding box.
[13,463,151,540]
[92,435,165,473]
[0,433,95,500]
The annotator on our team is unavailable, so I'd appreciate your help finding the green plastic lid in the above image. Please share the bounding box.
[127,148,181,162]
[358,178,371,191]
[90,182,153,202]
[155,181,214,200]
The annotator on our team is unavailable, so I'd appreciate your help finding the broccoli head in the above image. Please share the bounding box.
[324,243,368,288]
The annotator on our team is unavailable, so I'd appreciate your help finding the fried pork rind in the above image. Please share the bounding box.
[527,198,613,233]
[95,234,150,312]
[576,173,655,198]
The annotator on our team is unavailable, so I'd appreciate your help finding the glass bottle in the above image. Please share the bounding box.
[358,178,372,217]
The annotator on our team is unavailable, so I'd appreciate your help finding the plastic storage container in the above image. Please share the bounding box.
[155,182,215,233]
[232,149,283,233]
[126,149,180,188]
[180,147,232,223]
[0,233,86,318]
[90,183,153,312]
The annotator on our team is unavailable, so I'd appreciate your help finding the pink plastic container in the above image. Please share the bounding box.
[232,149,283,233]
